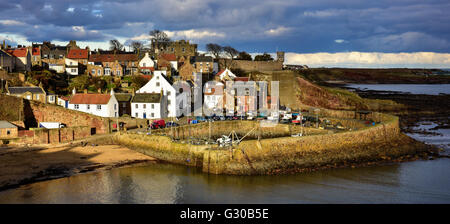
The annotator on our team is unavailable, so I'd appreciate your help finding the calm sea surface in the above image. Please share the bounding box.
[0,85,449,204]
[345,84,450,95]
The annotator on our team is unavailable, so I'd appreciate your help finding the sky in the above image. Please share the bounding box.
[0,0,449,68]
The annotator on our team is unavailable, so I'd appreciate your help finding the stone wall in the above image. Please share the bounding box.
[219,59,283,72]
[13,126,92,144]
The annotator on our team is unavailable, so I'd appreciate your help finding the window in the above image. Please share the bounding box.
[168,100,171,105]
[143,63,146,67]
[114,104,117,110]
[105,62,109,67]
[135,113,138,117]
[135,104,138,109]
[143,104,146,109]
[122,103,126,107]
[117,70,121,76]
[71,68,76,73]
[87,105,90,110]
[151,113,154,117]
[36,95,40,100]
[75,104,79,109]
[151,104,154,109]
[156,76,159,80]
[182,48,185,52]
[167,91,170,96]
[98,69,101,75]
[7,130,10,135]
[92,69,95,74]
[50,96,54,101]
[97,105,101,110]
[70,61,73,65]
[156,82,160,87]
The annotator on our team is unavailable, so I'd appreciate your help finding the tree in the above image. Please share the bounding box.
[130,41,144,53]
[69,75,90,91]
[206,43,223,59]
[223,46,239,59]
[109,39,124,51]
[131,75,148,89]
[237,51,252,60]
[149,29,171,51]
[254,52,274,61]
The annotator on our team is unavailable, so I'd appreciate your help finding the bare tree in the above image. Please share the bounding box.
[130,41,144,53]
[149,29,171,52]
[222,46,239,68]
[109,39,124,51]
[206,43,223,59]
[223,46,239,59]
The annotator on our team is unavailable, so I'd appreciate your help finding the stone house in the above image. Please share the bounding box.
[0,49,15,73]
[191,55,215,74]
[0,121,18,139]
[6,47,31,72]
[89,53,139,76]
[30,46,42,67]
[178,59,195,81]
[151,39,197,58]
[6,84,47,103]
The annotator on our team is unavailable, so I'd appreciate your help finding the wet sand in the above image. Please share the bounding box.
[0,144,156,191]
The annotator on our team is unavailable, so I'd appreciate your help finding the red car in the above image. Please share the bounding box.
[150,120,166,129]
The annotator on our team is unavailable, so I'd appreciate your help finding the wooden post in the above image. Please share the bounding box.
[209,120,212,142]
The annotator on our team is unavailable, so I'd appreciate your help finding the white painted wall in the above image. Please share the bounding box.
[139,52,155,68]
[137,71,177,117]
[131,102,163,119]
[68,94,119,117]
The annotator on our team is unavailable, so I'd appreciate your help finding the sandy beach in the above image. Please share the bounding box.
[0,144,156,191]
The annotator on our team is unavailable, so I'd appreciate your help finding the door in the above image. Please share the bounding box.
[143,112,146,119]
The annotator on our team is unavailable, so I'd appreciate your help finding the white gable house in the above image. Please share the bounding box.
[139,52,155,74]
[68,88,119,117]
[136,71,177,117]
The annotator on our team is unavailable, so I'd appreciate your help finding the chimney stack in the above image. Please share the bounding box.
[84,89,88,94]
[72,87,76,95]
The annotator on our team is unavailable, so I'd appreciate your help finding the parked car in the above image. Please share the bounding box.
[150,120,166,129]
[196,116,206,122]
[166,121,179,127]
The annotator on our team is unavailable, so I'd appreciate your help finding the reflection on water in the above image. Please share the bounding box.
[0,160,449,204]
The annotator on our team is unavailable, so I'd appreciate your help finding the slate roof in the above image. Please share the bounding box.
[131,93,161,103]
[8,86,44,95]
[0,121,17,129]
[114,93,132,102]
[69,93,112,104]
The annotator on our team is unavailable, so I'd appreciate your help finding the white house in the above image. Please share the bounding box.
[216,68,236,81]
[68,88,119,117]
[131,93,165,119]
[57,96,69,108]
[65,58,78,75]
[136,71,177,117]
[139,52,155,74]
[204,81,224,114]
[49,64,65,73]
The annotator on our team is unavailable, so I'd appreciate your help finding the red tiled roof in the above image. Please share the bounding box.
[6,48,27,57]
[140,67,155,71]
[216,69,225,76]
[67,49,88,59]
[235,77,249,82]
[141,75,152,80]
[89,54,138,62]
[59,96,70,101]
[69,93,111,104]
[160,53,176,61]
[32,47,40,56]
